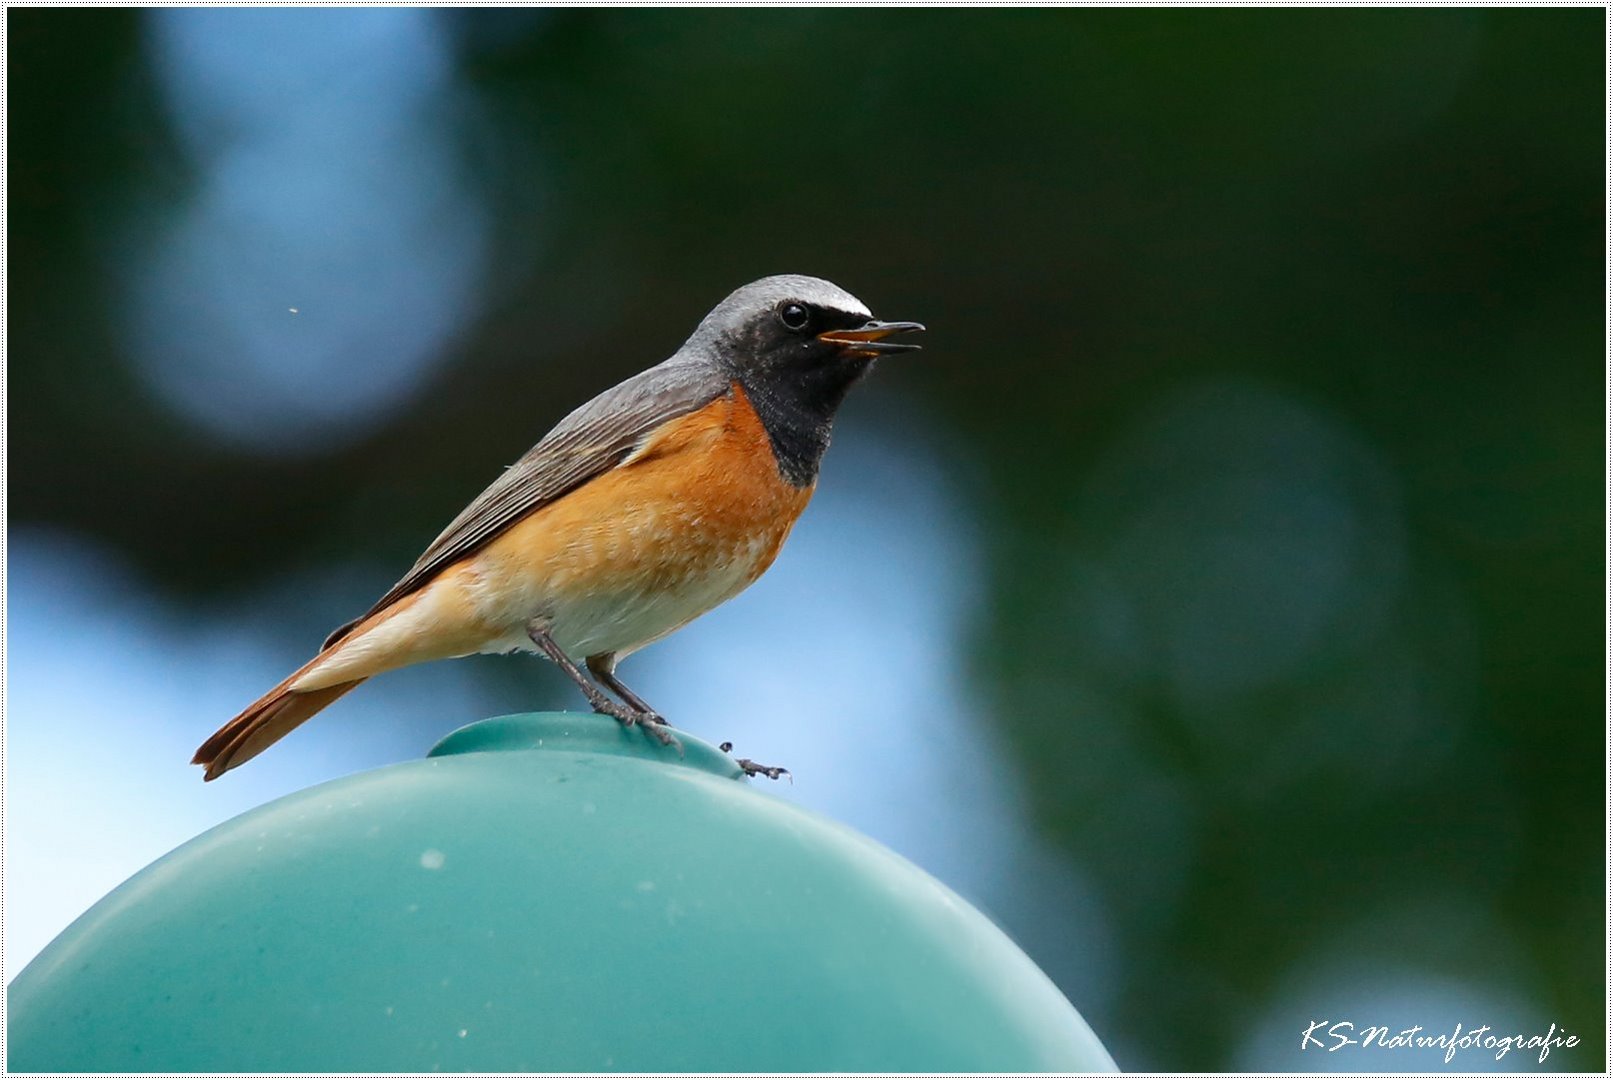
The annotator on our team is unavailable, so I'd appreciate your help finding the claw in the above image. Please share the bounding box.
[735,757,791,782]
[719,741,789,781]
[639,717,684,757]
[591,702,682,755]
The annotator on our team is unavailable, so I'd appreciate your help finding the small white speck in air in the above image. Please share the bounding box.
[288,308,299,314]
[385,1006,394,1017]
[458,1029,468,1039]
[636,880,656,892]
[420,849,446,870]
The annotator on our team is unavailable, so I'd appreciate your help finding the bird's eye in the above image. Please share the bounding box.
[778,302,811,331]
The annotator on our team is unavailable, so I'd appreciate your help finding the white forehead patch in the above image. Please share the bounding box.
[758,274,872,319]
[705,274,872,328]
[679,274,878,355]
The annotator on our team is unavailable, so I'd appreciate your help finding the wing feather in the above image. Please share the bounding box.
[323,354,727,648]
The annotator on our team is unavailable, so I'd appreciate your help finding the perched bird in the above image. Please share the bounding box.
[193,275,924,781]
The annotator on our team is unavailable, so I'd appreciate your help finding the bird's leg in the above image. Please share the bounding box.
[524,626,681,754]
[526,624,640,725]
[586,654,680,750]
[585,654,658,717]
[718,741,791,782]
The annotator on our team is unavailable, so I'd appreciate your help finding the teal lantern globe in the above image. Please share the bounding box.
[8,714,1116,1072]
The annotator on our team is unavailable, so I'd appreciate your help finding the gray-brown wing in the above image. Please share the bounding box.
[323,354,728,649]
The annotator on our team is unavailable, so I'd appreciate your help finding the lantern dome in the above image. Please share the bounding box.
[8,713,1115,1072]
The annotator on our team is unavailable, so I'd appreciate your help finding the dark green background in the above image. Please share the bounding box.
[8,8,1603,1070]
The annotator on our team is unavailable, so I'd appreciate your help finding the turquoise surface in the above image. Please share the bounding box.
[8,713,1115,1072]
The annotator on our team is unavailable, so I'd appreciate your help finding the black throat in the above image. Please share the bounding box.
[738,358,873,488]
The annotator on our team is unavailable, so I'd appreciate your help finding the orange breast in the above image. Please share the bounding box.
[461,382,815,656]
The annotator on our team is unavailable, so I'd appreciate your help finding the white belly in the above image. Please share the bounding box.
[473,531,777,661]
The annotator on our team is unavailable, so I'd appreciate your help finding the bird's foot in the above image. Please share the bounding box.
[719,742,791,782]
[637,716,683,755]
[738,759,790,781]
[597,702,683,755]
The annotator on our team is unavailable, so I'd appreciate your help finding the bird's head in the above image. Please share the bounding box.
[678,274,924,487]
[687,274,924,393]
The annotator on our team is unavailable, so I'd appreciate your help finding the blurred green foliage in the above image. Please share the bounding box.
[8,8,1603,1068]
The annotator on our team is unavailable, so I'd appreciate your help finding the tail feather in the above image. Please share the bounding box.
[193,677,366,781]
[196,582,439,779]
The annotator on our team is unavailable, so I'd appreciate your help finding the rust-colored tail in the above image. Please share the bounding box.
[197,588,438,779]
[193,662,366,781]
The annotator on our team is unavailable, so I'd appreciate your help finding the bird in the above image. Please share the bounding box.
[193,275,924,781]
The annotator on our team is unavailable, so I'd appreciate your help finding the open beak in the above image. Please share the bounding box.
[817,319,926,355]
